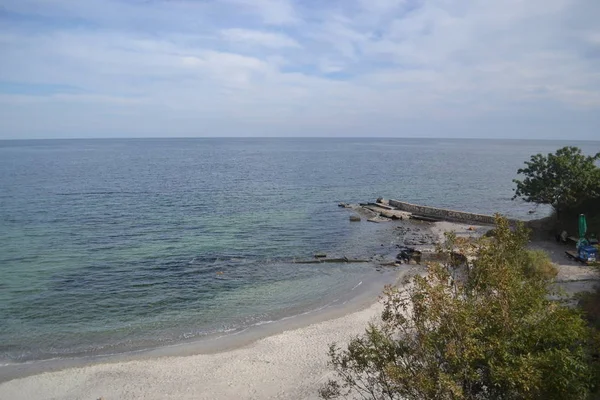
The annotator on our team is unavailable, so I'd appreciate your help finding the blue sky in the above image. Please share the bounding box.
[0,0,599,139]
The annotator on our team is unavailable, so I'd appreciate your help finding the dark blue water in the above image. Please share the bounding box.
[1,138,598,363]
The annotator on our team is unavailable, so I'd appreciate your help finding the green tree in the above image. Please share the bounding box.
[512,146,600,217]
[320,217,594,400]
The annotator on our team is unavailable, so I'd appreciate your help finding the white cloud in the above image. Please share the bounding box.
[220,28,300,48]
[0,0,598,138]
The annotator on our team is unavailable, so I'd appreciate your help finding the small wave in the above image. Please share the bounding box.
[351,281,363,291]
[0,361,16,367]
[252,320,275,327]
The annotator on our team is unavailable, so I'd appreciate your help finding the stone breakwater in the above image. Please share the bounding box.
[387,199,521,225]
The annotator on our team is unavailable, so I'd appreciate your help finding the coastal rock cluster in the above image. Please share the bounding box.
[394,225,437,246]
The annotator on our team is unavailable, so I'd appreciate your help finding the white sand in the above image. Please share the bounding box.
[0,302,385,400]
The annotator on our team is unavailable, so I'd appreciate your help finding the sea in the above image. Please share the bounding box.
[1,138,599,366]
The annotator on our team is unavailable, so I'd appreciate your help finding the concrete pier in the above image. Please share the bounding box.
[387,199,519,225]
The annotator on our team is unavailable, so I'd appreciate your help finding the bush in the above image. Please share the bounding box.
[524,249,558,281]
[483,228,497,238]
[578,287,600,398]
[321,217,594,400]
[578,286,600,330]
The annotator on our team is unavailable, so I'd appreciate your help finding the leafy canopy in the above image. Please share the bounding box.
[512,146,600,213]
[320,217,594,400]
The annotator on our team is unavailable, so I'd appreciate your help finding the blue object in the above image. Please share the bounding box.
[578,246,598,263]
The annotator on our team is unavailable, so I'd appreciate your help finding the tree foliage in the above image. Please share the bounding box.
[578,287,600,399]
[512,146,600,215]
[320,217,594,400]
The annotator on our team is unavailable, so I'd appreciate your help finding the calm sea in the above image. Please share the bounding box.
[1,138,598,363]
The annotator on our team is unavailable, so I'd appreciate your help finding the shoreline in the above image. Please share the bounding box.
[0,268,398,383]
[0,301,388,400]
[0,214,488,399]
[0,212,434,382]
[0,266,424,400]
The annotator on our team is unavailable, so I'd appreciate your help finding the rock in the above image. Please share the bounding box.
[349,215,361,222]
[368,217,391,223]
[321,257,370,263]
[396,247,422,263]
[450,252,468,265]
[338,202,348,208]
[314,253,327,258]
[380,211,400,220]
[379,261,399,267]
[484,229,497,237]
[376,197,384,204]
[410,214,441,222]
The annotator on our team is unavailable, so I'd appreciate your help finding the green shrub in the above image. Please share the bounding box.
[524,249,558,281]
[321,218,594,400]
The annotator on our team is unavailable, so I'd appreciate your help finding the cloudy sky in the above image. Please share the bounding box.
[0,0,599,139]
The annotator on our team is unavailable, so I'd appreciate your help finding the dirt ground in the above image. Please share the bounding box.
[430,220,600,298]
[530,239,599,297]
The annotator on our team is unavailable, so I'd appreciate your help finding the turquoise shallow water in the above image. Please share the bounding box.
[1,138,598,363]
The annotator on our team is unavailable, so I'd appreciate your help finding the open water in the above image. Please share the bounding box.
[1,138,599,364]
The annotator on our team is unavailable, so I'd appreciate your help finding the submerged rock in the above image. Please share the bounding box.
[396,247,422,264]
[349,215,361,222]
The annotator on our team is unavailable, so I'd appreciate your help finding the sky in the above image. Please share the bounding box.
[0,0,599,139]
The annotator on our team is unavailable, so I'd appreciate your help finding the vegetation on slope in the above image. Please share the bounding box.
[320,218,597,400]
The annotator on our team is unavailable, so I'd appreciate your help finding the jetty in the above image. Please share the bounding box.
[343,198,521,226]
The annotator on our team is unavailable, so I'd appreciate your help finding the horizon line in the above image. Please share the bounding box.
[1,136,599,142]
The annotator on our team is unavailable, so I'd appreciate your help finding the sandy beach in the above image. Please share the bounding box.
[0,298,387,400]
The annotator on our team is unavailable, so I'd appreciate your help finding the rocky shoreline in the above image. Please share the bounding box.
[333,198,488,266]
[341,197,599,299]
